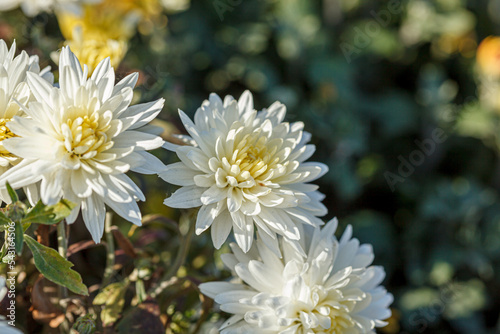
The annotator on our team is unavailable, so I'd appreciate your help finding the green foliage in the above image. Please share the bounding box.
[24,235,88,296]
[0,210,11,227]
[6,182,18,203]
[93,282,128,326]
[23,199,76,225]
[14,221,23,255]
[24,235,89,296]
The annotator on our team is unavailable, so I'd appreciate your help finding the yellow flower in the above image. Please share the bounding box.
[57,4,138,42]
[59,30,128,75]
[56,0,141,74]
[477,36,500,78]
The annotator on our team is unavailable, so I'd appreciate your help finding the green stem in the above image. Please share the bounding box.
[57,221,68,299]
[102,212,115,288]
[148,212,196,298]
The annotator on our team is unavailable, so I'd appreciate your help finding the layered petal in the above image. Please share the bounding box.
[0,46,165,242]
[200,219,393,333]
[162,90,328,252]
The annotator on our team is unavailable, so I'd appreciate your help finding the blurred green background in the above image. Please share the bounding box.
[3,0,500,333]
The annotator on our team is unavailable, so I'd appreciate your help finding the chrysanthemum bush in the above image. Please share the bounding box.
[0,39,392,333]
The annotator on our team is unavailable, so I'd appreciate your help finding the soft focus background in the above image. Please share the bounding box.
[2,0,500,333]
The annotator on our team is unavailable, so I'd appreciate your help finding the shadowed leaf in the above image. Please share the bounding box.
[23,199,76,225]
[111,226,137,258]
[93,282,128,326]
[14,222,23,254]
[24,235,88,296]
[6,182,18,202]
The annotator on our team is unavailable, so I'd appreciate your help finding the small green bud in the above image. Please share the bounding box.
[71,314,96,334]
[6,202,27,222]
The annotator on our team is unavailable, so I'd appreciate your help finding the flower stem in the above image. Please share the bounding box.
[102,212,115,288]
[148,211,196,298]
[57,220,68,299]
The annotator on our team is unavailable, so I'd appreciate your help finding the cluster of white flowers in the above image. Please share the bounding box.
[163,92,394,332]
[0,41,165,243]
[0,39,393,333]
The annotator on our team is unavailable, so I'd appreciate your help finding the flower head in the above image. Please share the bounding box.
[161,91,328,253]
[0,39,53,203]
[56,0,138,74]
[57,1,138,42]
[200,219,393,334]
[0,46,165,242]
[60,30,128,75]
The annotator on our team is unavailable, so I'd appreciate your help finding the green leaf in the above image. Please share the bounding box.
[0,210,10,226]
[24,235,88,296]
[23,199,76,225]
[14,223,23,255]
[5,182,18,203]
[93,282,127,326]
[135,280,146,304]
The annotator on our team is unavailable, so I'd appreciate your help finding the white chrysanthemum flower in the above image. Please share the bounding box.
[161,91,328,253]
[0,0,100,16]
[0,46,165,243]
[200,219,393,334]
[0,39,53,203]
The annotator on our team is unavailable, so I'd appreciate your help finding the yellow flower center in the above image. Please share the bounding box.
[235,134,277,178]
[0,118,17,156]
[213,130,284,189]
[293,288,356,333]
[62,109,113,161]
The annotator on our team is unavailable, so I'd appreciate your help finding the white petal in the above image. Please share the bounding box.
[195,203,217,234]
[164,186,203,208]
[71,168,93,198]
[113,72,138,95]
[126,151,166,175]
[120,98,164,130]
[201,184,227,205]
[199,282,245,299]
[237,90,253,116]
[81,194,106,243]
[26,72,53,107]
[211,209,233,249]
[233,215,254,253]
[104,197,142,226]
[114,130,164,150]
